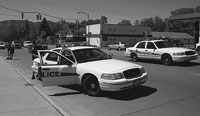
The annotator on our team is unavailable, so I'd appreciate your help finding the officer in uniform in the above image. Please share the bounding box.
[32,40,43,79]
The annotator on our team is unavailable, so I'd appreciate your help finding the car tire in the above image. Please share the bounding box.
[161,54,173,65]
[83,75,100,96]
[131,53,138,62]
[118,47,122,51]
[108,47,111,50]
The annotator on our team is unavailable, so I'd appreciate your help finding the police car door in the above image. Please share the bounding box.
[38,50,78,86]
[146,42,159,59]
[135,42,147,58]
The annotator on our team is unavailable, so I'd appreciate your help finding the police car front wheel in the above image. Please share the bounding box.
[161,54,172,65]
[83,75,100,96]
[131,53,138,62]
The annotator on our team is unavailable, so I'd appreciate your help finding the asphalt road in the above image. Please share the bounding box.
[1,47,200,116]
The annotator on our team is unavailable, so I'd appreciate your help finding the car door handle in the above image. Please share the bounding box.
[43,68,50,70]
[145,50,148,51]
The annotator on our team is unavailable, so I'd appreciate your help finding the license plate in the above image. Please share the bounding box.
[133,80,140,86]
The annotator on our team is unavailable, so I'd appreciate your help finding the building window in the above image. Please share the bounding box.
[109,28,112,31]
[102,37,108,41]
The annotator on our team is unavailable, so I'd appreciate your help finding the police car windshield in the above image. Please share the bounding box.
[72,48,111,63]
[154,41,173,48]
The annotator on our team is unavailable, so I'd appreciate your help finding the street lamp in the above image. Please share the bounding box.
[78,11,90,45]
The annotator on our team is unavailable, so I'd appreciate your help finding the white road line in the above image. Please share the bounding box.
[188,73,200,76]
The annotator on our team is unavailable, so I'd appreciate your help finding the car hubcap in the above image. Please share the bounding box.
[90,83,96,90]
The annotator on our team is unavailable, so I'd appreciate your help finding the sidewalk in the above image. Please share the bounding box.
[0,56,68,116]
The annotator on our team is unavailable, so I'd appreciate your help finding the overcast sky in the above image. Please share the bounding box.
[0,0,199,24]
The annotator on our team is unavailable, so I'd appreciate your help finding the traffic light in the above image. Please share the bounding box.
[36,14,42,20]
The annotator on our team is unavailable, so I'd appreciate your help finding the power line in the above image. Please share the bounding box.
[0,5,21,13]
[0,5,82,21]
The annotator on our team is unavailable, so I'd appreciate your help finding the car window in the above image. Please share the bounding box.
[46,52,58,62]
[59,55,73,65]
[154,41,172,48]
[136,42,146,49]
[73,48,111,63]
[62,50,75,63]
[147,42,156,49]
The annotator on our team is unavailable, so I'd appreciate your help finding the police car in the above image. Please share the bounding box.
[124,39,198,65]
[31,46,148,96]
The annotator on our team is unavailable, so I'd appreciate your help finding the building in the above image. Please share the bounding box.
[87,24,151,47]
[151,32,195,48]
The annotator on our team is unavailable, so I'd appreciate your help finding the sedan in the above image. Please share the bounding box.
[32,46,148,96]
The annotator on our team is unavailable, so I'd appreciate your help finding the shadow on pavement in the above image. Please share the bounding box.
[49,85,83,96]
[100,85,157,101]
[48,85,157,100]
[174,62,200,67]
[128,59,200,67]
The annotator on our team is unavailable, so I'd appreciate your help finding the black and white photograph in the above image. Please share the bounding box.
[0,0,200,116]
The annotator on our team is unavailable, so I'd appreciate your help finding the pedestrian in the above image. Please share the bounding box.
[31,40,43,79]
[9,43,15,60]
[6,42,14,60]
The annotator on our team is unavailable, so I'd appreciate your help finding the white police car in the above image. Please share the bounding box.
[124,39,198,65]
[31,46,148,96]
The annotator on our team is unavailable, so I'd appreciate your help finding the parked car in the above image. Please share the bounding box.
[108,42,128,51]
[32,46,148,96]
[0,42,6,49]
[12,41,22,49]
[124,39,198,65]
[23,41,33,48]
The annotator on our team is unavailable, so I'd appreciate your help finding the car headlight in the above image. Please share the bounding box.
[101,73,124,80]
[140,67,145,74]
[173,52,185,56]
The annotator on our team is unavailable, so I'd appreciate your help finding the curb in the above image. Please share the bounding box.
[4,57,70,116]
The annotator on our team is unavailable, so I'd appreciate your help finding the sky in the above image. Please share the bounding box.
[0,0,199,24]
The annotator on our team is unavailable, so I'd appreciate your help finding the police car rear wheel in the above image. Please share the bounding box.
[118,47,122,51]
[162,55,172,65]
[83,75,100,96]
[131,53,138,62]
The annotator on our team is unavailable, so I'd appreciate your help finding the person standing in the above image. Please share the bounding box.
[31,40,43,79]
[9,43,15,60]
[6,42,14,60]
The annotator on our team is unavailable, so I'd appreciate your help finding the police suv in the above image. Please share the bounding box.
[124,39,198,65]
[31,46,148,96]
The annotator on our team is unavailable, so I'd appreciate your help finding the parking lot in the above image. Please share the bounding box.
[1,47,200,116]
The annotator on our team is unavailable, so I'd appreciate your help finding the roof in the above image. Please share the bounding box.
[51,46,96,51]
[140,39,164,43]
[151,32,193,39]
